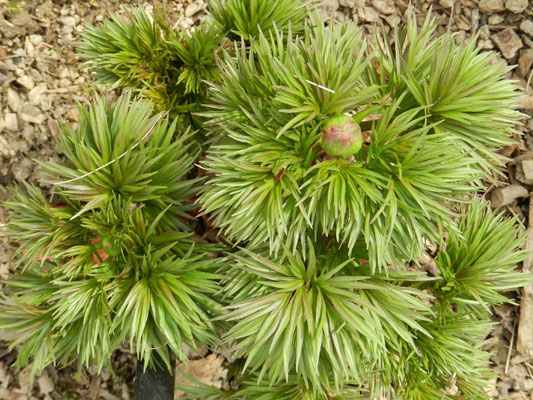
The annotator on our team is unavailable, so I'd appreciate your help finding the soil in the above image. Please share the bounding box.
[0,0,532,399]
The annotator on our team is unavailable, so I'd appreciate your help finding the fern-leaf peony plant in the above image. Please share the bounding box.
[0,95,223,377]
[0,2,531,400]
[192,10,530,400]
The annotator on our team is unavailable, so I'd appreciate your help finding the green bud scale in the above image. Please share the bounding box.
[320,115,363,156]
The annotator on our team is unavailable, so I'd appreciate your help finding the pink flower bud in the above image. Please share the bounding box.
[320,115,362,156]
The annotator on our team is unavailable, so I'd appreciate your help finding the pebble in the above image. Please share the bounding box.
[339,0,362,6]
[185,3,204,18]
[490,184,529,207]
[28,34,43,47]
[6,88,23,112]
[385,14,401,28]
[37,376,54,394]
[479,39,495,49]
[515,159,533,185]
[12,158,33,182]
[60,16,76,27]
[28,84,47,106]
[372,0,396,14]
[47,119,60,138]
[455,16,470,31]
[4,113,18,131]
[488,14,505,25]
[58,66,70,79]
[65,107,79,122]
[454,30,468,45]
[520,19,533,38]
[357,7,381,23]
[320,0,339,14]
[479,24,491,40]
[479,0,505,14]
[16,75,34,90]
[518,49,533,77]
[491,28,523,59]
[505,0,529,13]
[519,88,533,110]
[0,135,15,158]
[20,104,46,124]
[23,40,35,57]
[470,7,480,33]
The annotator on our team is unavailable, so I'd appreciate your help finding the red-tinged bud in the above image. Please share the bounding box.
[320,115,363,157]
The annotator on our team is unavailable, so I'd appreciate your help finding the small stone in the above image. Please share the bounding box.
[470,8,480,33]
[334,11,346,23]
[20,104,46,124]
[18,369,32,394]
[515,159,533,185]
[47,119,60,138]
[6,88,23,112]
[0,135,15,158]
[490,184,529,207]
[518,49,533,77]
[339,0,361,6]
[519,88,533,110]
[4,113,18,131]
[23,40,35,57]
[505,0,529,13]
[454,30,468,46]
[524,35,533,49]
[320,0,339,14]
[478,39,495,49]
[37,374,53,395]
[520,19,533,37]
[185,3,204,17]
[178,17,195,30]
[57,66,70,79]
[455,16,470,31]
[16,75,34,90]
[439,0,453,8]
[479,0,505,14]
[385,14,401,28]
[28,84,47,106]
[175,354,226,397]
[60,16,76,27]
[479,25,491,40]
[65,107,79,122]
[491,28,523,59]
[488,14,504,25]
[372,0,395,14]
[357,7,380,23]
[39,96,53,112]
[28,34,43,47]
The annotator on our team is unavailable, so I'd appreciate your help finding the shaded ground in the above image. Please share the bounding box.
[0,0,532,398]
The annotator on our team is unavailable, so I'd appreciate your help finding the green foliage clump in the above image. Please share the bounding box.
[192,9,529,400]
[207,0,313,40]
[78,8,222,130]
[0,95,222,375]
[199,16,521,270]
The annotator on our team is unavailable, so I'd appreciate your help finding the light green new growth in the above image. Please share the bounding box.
[1,95,223,375]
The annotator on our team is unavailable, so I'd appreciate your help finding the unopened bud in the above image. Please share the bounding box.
[320,115,362,157]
